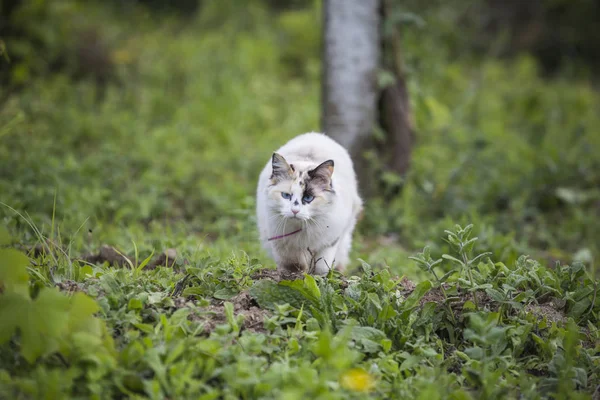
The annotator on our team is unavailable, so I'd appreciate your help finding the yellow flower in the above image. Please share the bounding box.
[340,368,375,392]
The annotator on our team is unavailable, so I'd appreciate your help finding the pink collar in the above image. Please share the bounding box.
[268,228,302,241]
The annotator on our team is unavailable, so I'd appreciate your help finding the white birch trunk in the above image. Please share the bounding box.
[322,0,380,157]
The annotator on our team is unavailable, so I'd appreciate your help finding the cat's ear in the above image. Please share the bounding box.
[308,160,334,188]
[271,153,293,182]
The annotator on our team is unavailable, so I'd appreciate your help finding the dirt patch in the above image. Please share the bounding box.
[413,281,570,326]
[251,268,307,282]
[146,248,181,269]
[251,268,282,281]
[79,245,132,267]
[55,279,82,293]
[400,277,416,292]
[23,242,185,270]
[397,278,449,306]
[172,296,191,309]
[524,302,567,325]
[190,291,270,334]
[230,291,270,333]
[250,268,353,287]
[419,286,448,305]
[19,242,68,260]
[276,270,306,281]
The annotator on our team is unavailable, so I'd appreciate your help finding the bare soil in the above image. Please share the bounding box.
[190,291,270,334]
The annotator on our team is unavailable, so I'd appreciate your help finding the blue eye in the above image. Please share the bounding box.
[281,192,292,200]
[302,194,314,203]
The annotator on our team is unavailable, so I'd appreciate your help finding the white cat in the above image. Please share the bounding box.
[256,132,363,275]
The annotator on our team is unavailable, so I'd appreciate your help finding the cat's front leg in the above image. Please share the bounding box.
[311,246,337,275]
[276,252,310,274]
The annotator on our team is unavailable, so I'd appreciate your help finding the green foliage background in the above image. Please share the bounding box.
[0,0,599,398]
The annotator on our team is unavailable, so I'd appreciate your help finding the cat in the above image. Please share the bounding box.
[256,132,363,275]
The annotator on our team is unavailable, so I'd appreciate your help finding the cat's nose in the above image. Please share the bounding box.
[292,209,299,215]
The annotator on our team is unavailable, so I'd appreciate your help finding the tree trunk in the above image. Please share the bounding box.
[322,0,380,171]
[377,0,414,179]
[378,77,413,177]
[322,0,414,195]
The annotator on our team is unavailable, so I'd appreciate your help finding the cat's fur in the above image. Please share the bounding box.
[256,132,362,275]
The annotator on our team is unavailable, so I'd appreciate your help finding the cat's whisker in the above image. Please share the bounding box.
[271,215,285,237]
[268,215,282,225]
[274,219,284,233]
[282,218,288,238]
[276,218,286,235]
[307,217,325,233]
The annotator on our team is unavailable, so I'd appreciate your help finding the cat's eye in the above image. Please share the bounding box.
[281,192,292,200]
[302,194,314,203]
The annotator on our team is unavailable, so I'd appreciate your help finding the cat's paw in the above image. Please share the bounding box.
[313,262,330,276]
[279,261,307,274]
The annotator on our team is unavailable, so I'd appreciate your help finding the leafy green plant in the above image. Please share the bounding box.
[3,218,600,398]
[0,231,116,397]
[1,0,599,398]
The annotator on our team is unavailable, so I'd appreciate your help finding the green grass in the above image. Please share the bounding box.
[1,223,598,399]
[1,0,599,398]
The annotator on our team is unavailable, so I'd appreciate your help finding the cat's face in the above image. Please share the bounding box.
[267,153,335,221]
